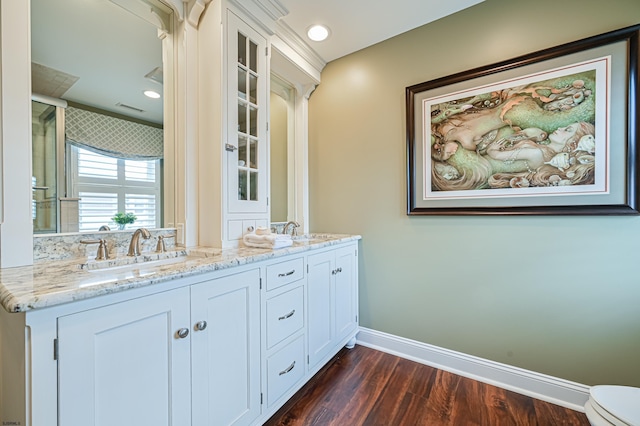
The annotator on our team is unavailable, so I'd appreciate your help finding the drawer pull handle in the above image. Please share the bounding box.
[278,309,295,321]
[195,320,207,331]
[176,328,189,339]
[279,361,295,376]
[278,270,295,277]
[332,267,343,275]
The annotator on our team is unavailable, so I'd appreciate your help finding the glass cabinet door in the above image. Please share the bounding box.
[227,11,267,214]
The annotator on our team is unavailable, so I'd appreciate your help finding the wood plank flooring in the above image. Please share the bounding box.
[264,345,590,426]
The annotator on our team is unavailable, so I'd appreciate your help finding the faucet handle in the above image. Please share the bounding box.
[155,235,175,253]
[80,239,109,261]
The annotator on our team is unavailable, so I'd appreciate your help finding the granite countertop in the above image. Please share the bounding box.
[0,234,361,314]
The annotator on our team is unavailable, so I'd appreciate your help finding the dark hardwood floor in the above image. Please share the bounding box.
[264,345,590,426]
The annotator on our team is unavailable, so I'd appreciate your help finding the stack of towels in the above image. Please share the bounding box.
[242,227,293,249]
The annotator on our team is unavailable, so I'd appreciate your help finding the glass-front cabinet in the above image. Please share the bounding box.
[197,5,271,247]
[227,11,267,215]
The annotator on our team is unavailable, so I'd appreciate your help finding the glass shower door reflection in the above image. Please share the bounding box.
[32,101,58,233]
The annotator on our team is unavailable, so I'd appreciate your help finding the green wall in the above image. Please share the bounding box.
[308,0,640,386]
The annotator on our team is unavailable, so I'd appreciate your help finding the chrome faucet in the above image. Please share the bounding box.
[127,228,151,256]
[282,221,300,236]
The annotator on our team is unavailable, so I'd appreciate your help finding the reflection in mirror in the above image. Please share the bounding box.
[270,75,294,223]
[30,0,167,233]
[31,100,59,233]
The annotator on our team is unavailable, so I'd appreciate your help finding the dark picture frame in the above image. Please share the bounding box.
[406,25,639,215]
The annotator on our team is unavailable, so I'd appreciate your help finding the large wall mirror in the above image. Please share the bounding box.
[269,45,319,234]
[30,0,173,234]
[270,74,294,224]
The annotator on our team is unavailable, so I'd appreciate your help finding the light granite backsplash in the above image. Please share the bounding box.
[33,228,178,263]
[271,222,286,234]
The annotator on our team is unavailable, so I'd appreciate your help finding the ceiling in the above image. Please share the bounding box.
[30,0,484,125]
[277,0,484,63]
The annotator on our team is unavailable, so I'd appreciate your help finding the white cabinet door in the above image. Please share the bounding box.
[307,245,358,369]
[191,269,261,426]
[226,10,268,215]
[307,250,334,368]
[57,288,192,426]
[334,246,358,343]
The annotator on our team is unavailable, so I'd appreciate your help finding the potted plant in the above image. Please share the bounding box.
[112,212,137,230]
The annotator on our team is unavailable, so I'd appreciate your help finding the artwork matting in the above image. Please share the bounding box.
[406,25,639,215]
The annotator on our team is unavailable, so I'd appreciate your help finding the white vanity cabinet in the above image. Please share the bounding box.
[262,257,306,408]
[0,238,360,426]
[57,287,193,426]
[307,245,359,369]
[57,268,261,426]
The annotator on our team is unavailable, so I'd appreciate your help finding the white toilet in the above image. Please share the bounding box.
[584,385,640,426]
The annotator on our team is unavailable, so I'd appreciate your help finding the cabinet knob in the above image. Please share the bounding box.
[195,320,207,331]
[176,328,189,339]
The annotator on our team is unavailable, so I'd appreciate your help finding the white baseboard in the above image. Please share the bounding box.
[356,327,590,413]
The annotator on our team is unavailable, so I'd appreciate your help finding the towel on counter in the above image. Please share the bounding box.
[243,231,293,249]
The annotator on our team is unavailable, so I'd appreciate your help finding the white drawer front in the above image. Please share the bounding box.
[266,335,305,407]
[265,257,304,291]
[266,285,304,349]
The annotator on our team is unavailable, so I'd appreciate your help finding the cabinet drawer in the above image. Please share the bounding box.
[266,285,304,348]
[266,335,305,407]
[266,257,304,291]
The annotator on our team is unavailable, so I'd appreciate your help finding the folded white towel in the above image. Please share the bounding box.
[255,226,271,235]
[243,232,293,249]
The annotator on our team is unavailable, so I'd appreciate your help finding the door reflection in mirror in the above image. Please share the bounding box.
[32,101,59,233]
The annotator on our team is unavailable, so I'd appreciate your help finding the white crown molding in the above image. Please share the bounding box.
[227,0,286,35]
[274,20,326,76]
[356,327,590,413]
[252,0,288,22]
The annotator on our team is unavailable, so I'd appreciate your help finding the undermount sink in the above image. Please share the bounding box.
[80,252,189,274]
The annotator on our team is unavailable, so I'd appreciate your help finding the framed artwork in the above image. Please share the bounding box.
[406,25,639,215]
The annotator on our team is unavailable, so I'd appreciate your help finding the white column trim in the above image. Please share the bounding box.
[356,327,590,413]
[0,0,34,267]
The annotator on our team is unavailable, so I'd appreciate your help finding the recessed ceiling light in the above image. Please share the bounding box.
[143,90,161,99]
[307,24,330,42]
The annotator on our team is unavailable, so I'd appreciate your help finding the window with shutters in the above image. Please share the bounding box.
[68,145,161,231]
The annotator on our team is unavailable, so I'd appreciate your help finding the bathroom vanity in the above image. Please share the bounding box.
[0,0,344,424]
[0,234,359,426]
